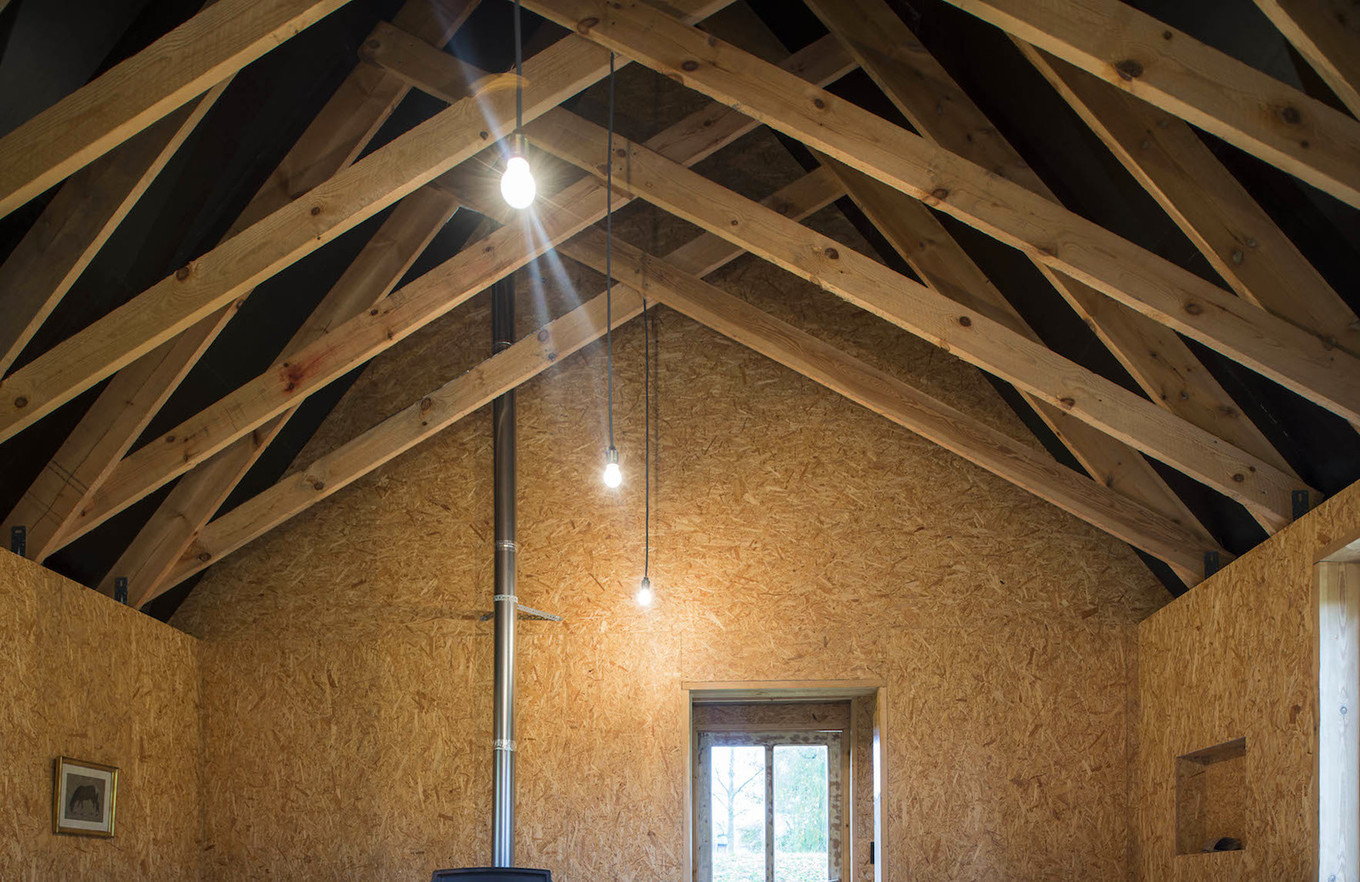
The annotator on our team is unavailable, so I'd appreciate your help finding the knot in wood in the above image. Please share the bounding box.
[311,479,326,491]
[930,187,949,201]
[577,16,599,33]
[198,551,212,562]
[824,247,839,260]
[1280,105,1302,125]
[681,60,700,72]
[813,97,826,109]
[537,329,550,342]
[958,316,972,328]
[1059,397,1076,408]
[420,397,433,413]
[310,205,322,216]
[175,263,194,281]
[1231,473,1245,483]
[1184,301,1204,316]
[13,396,27,409]
[1114,59,1143,81]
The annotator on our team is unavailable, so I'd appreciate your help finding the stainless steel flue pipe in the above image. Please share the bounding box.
[491,276,517,868]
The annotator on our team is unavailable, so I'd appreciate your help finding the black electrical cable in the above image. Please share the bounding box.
[513,0,523,144]
[643,298,650,580]
[605,52,616,455]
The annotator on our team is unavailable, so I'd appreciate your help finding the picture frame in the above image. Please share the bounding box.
[52,756,118,837]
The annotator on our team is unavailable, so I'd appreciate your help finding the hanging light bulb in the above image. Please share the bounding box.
[500,153,536,209]
[602,446,622,488]
[636,576,654,607]
[500,0,534,210]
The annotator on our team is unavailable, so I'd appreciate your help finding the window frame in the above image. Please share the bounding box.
[692,701,853,882]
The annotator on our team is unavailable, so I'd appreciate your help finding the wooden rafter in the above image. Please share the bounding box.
[937,0,1360,208]
[0,0,734,445]
[143,164,845,604]
[1253,0,1360,118]
[526,107,1305,527]
[0,0,484,560]
[820,158,1217,575]
[771,0,1214,555]
[154,166,1219,601]
[0,0,355,218]
[159,287,642,599]
[517,0,1360,429]
[1019,44,1360,360]
[559,230,1217,579]
[98,185,461,601]
[800,0,1302,536]
[84,0,491,595]
[0,81,230,376]
[36,35,855,553]
[363,0,1297,500]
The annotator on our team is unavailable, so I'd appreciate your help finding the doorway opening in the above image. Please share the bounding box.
[685,682,884,882]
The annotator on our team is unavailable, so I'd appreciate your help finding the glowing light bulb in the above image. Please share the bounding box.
[637,576,654,607]
[500,154,536,209]
[602,447,622,488]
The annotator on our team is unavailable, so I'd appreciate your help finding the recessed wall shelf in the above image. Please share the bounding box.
[1175,737,1246,856]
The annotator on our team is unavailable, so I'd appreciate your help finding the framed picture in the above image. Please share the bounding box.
[52,757,118,837]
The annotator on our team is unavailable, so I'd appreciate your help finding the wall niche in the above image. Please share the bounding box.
[1175,737,1246,856]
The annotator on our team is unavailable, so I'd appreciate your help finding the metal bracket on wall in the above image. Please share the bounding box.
[1204,550,1221,578]
[114,577,128,604]
[1292,489,1311,519]
[479,604,563,623]
[10,525,24,556]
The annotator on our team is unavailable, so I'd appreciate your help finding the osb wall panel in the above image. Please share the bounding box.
[0,549,201,879]
[1137,479,1360,880]
[171,23,1166,879]
[176,295,1166,880]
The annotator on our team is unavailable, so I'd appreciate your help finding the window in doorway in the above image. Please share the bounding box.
[693,702,850,882]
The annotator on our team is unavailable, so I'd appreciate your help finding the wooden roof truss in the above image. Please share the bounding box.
[1,0,1357,607]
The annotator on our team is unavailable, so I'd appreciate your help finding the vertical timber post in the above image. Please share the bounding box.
[491,275,518,868]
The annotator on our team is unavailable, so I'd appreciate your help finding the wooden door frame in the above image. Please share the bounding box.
[680,680,887,882]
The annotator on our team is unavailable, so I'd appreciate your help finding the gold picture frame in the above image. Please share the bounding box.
[52,757,118,837]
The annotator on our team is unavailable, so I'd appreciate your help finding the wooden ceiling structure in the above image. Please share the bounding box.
[0,0,1357,614]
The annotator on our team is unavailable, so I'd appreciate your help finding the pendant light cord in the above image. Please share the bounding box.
[605,52,616,452]
[513,0,523,144]
[643,299,650,579]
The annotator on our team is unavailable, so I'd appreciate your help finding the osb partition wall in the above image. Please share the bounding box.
[0,549,201,879]
[1138,479,1360,880]
[172,44,1167,882]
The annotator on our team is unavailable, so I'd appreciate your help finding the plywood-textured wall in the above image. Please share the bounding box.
[1137,478,1360,880]
[170,21,1169,878]
[174,186,1169,882]
[0,549,202,879]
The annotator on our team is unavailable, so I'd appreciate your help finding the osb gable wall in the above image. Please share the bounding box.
[171,25,1167,879]
[1137,478,1360,880]
[0,549,202,879]
[175,308,1165,881]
